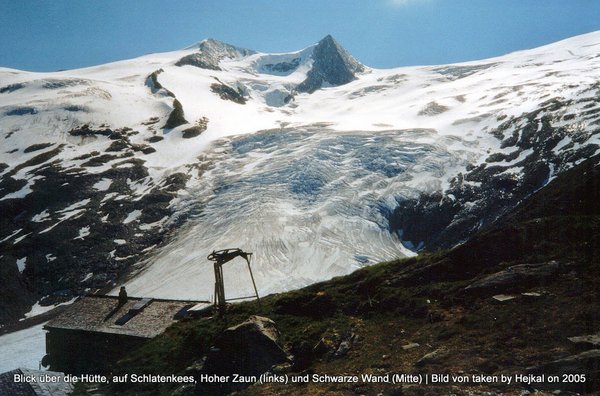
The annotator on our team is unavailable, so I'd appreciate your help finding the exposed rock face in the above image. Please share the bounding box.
[178,35,362,96]
[297,35,365,93]
[0,257,34,325]
[263,57,301,73]
[0,126,190,324]
[415,348,449,367]
[182,117,209,139]
[390,93,600,251]
[145,69,175,97]
[197,316,288,394]
[164,99,187,129]
[210,83,246,104]
[176,39,256,70]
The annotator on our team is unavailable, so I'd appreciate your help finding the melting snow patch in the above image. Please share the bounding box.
[59,208,86,221]
[0,228,22,243]
[138,216,168,230]
[45,253,56,262]
[93,178,113,191]
[127,177,154,197]
[141,244,156,253]
[82,272,93,282]
[13,233,31,244]
[553,136,572,153]
[74,226,90,240]
[31,209,50,222]
[0,183,33,201]
[116,162,135,168]
[58,198,91,213]
[123,210,142,224]
[492,294,516,302]
[114,239,126,245]
[39,222,61,234]
[115,254,136,261]
[101,192,118,203]
[23,298,77,319]
[16,257,27,273]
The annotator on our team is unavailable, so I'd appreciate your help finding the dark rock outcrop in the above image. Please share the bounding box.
[0,125,189,324]
[390,94,600,251]
[210,83,246,104]
[175,53,222,71]
[263,57,301,74]
[145,69,175,97]
[176,39,256,71]
[182,117,209,139]
[23,143,54,153]
[164,99,187,129]
[297,35,364,93]
[0,82,26,94]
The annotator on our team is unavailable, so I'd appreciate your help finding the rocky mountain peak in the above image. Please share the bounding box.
[297,35,365,93]
[176,38,256,70]
[197,38,256,59]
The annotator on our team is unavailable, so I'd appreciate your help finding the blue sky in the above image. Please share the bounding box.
[1,0,599,71]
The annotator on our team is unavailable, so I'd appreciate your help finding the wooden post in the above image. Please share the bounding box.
[246,255,261,306]
[214,262,226,310]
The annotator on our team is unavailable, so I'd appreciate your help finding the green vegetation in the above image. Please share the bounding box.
[107,155,600,395]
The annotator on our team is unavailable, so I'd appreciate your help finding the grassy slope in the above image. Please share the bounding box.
[106,155,600,396]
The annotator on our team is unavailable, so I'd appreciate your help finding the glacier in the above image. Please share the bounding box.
[124,126,470,299]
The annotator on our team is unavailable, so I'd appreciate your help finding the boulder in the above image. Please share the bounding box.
[402,343,420,350]
[415,348,449,367]
[197,316,288,393]
[492,294,517,302]
[333,333,358,359]
[181,126,205,139]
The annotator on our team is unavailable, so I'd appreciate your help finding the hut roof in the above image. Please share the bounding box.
[44,295,198,338]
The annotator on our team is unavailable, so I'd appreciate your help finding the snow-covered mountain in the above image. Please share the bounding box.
[1,33,600,322]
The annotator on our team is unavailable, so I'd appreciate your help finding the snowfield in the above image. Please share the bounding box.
[0,322,47,373]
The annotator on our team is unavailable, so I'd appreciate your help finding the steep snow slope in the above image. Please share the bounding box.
[1,33,600,312]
